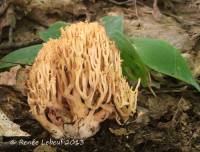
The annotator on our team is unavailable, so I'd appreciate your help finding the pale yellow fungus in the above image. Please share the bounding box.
[27,22,139,139]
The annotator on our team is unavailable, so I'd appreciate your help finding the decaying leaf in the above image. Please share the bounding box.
[146,95,177,120]
[33,145,56,152]
[135,106,150,125]
[15,66,30,96]
[109,127,134,136]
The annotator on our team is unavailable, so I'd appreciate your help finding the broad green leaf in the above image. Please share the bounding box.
[130,37,200,91]
[0,44,42,69]
[102,16,149,85]
[111,32,149,85]
[39,21,69,41]
[101,16,124,36]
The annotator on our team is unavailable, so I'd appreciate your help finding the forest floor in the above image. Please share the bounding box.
[0,0,200,152]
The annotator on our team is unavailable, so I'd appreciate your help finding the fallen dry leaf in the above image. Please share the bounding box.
[12,0,86,26]
[0,108,30,137]
[0,65,21,86]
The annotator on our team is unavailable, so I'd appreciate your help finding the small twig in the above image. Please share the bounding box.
[109,0,134,5]
[148,74,157,97]
[0,39,42,50]
[134,0,139,19]
[109,0,144,6]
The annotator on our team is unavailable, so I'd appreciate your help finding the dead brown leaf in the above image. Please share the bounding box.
[0,65,29,95]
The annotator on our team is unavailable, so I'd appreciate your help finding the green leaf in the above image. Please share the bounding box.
[130,37,200,91]
[0,44,42,69]
[102,16,149,85]
[111,32,149,85]
[39,21,69,41]
[101,15,124,37]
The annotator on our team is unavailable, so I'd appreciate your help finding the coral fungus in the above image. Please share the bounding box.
[27,22,139,138]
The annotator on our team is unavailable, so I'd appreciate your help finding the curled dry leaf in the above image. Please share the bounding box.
[27,22,140,139]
